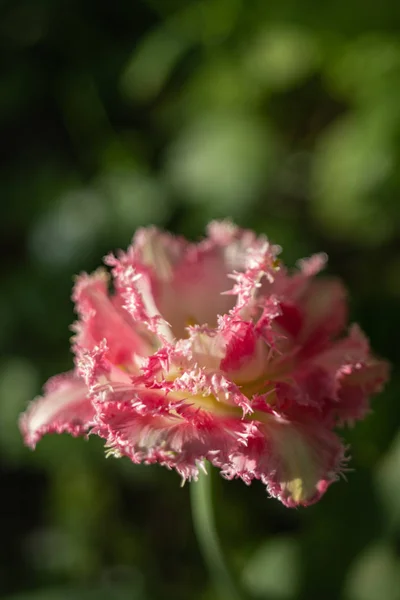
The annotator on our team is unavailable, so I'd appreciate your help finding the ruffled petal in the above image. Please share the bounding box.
[335,359,390,424]
[274,279,348,356]
[262,415,346,506]
[93,397,249,482]
[19,373,94,448]
[275,366,338,413]
[314,324,370,371]
[220,320,264,379]
[183,320,269,386]
[298,279,348,348]
[72,270,151,365]
[135,338,254,415]
[219,412,346,507]
[108,222,279,339]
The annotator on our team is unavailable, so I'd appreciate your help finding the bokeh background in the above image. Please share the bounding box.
[1,0,400,599]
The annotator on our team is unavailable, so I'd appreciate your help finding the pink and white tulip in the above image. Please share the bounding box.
[20,221,389,507]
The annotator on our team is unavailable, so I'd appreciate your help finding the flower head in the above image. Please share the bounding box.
[20,221,389,507]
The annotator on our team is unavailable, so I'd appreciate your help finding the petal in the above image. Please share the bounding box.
[139,340,254,415]
[279,280,347,351]
[110,221,278,339]
[20,373,94,448]
[298,279,348,346]
[72,269,151,364]
[274,302,303,340]
[219,319,271,384]
[94,397,248,482]
[271,256,347,352]
[335,359,390,424]
[220,413,345,507]
[183,319,267,384]
[315,324,370,371]
[264,418,345,507]
[312,325,390,424]
[275,366,338,412]
[183,326,226,371]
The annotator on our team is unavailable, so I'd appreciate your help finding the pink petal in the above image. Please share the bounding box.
[182,319,268,386]
[315,324,370,371]
[72,269,150,365]
[276,279,348,355]
[270,255,347,353]
[220,413,346,507]
[335,359,390,424]
[19,373,94,448]
[219,319,271,384]
[137,338,254,415]
[93,397,248,482]
[183,326,226,371]
[274,302,303,339]
[299,279,348,347]
[109,222,278,339]
[275,366,338,412]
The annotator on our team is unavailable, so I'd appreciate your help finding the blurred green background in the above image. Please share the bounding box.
[1,0,400,599]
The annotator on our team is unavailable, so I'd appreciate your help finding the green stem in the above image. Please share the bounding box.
[190,464,244,600]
